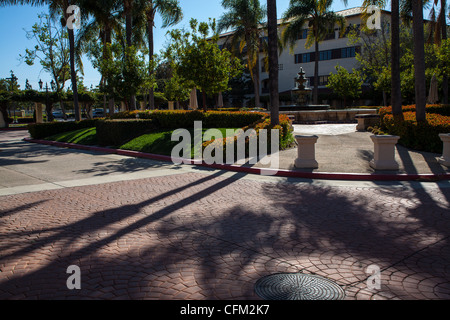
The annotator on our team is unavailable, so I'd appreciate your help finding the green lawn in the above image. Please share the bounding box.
[45,127,98,146]
[121,128,238,157]
[45,127,239,157]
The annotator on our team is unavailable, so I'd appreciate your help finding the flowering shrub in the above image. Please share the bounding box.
[202,114,294,161]
[379,104,450,119]
[382,111,450,153]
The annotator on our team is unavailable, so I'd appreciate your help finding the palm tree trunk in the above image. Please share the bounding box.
[125,0,137,110]
[313,40,319,105]
[65,0,80,121]
[442,0,448,104]
[412,0,427,122]
[147,6,156,110]
[267,0,279,126]
[253,59,261,109]
[391,0,403,119]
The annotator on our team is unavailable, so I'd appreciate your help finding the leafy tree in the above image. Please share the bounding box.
[168,18,243,111]
[0,0,83,121]
[326,65,363,108]
[22,11,71,120]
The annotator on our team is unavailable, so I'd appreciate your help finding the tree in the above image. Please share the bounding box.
[267,0,279,125]
[140,0,183,109]
[0,0,83,121]
[391,0,403,119]
[282,0,346,105]
[412,0,427,122]
[327,65,363,108]
[217,0,266,109]
[75,0,122,114]
[168,19,243,111]
[428,0,448,103]
[22,11,71,120]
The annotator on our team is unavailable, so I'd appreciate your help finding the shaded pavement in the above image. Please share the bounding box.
[1,129,450,300]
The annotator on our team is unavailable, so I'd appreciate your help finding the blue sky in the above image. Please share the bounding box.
[0,0,370,90]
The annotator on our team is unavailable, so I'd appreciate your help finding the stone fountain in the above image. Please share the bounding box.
[281,67,330,111]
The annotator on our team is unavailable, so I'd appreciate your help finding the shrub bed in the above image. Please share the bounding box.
[28,120,98,140]
[202,115,294,161]
[379,104,450,118]
[96,119,157,147]
[382,112,450,153]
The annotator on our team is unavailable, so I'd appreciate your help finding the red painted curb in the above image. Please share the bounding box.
[23,138,450,182]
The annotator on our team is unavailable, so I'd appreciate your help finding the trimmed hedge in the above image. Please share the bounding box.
[110,110,267,129]
[96,119,157,147]
[28,120,99,140]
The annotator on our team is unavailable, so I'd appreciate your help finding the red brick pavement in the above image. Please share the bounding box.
[1,170,450,300]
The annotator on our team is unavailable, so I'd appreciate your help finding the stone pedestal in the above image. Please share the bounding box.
[294,135,319,169]
[35,103,44,124]
[370,135,400,170]
[438,134,450,167]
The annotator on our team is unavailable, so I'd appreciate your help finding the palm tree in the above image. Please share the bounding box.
[388,0,403,119]
[217,0,266,109]
[282,0,346,105]
[411,0,427,121]
[0,0,82,121]
[139,0,183,110]
[75,0,122,115]
[267,0,279,125]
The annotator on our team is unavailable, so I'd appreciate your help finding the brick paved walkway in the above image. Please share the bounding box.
[1,169,450,300]
[1,130,450,301]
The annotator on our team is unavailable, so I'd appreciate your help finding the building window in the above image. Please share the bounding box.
[303,53,311,63]
[295,54,302,64]
[319,50,332,61]
[297,29,308,40]
[279,64,284,71]
[341,47,356,58]
[324,30,335,40]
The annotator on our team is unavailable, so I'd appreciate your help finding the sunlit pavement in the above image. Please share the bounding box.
[1,129,450,300]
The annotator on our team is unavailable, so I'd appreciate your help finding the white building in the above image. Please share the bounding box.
[217,7,391,106]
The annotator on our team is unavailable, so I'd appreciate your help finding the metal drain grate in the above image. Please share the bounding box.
[255,273,346,300]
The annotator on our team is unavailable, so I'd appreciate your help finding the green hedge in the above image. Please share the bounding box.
[28,120,99,140]
[96,119,157,147]
[110,110,266,130]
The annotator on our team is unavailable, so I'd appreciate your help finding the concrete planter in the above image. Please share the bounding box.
[294,135,319,169]
[438,134,450,167]
[370,135,400,170]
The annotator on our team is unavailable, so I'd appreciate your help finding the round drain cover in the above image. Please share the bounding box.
[255,273,345,300]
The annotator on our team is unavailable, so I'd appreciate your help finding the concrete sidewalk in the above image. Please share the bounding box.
[1,128,450,301]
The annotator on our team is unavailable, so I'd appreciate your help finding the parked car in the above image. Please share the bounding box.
[52,110,64,119]
[93,109,104,118]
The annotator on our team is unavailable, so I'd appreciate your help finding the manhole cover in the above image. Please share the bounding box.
[255,273,345,300]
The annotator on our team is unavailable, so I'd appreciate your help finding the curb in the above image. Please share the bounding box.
[23,138,450,182]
